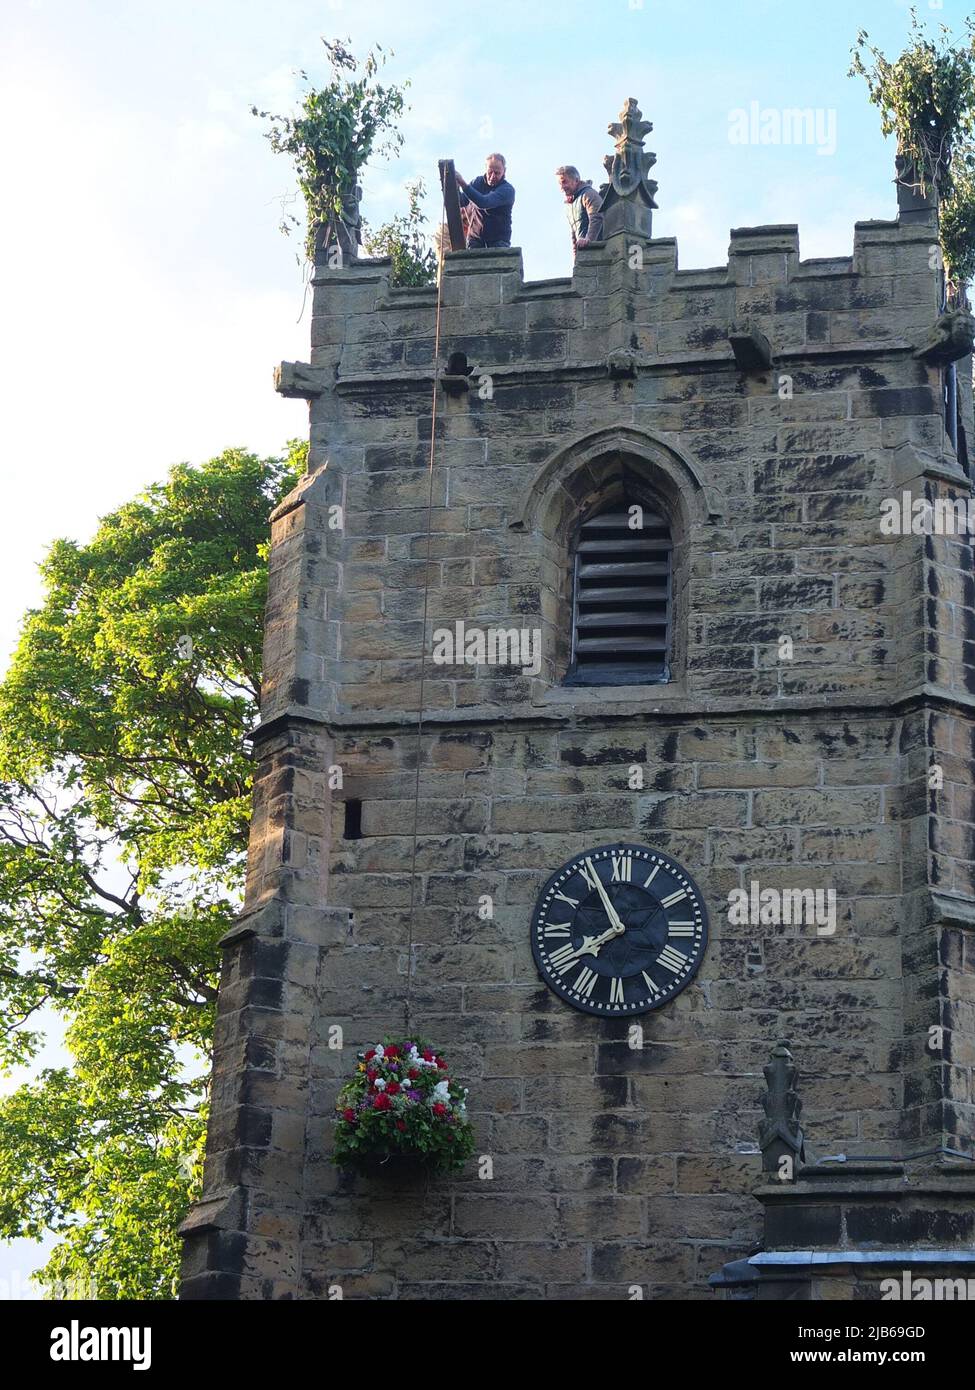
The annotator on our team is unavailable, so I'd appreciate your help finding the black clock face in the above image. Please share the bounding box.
[531,843,708,1016]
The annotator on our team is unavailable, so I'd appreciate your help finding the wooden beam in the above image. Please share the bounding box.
[438,159,466,253]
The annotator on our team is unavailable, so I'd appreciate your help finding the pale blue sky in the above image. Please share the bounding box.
[0,0,960,1295]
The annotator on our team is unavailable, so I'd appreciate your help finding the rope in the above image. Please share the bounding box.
[403,195,448,1039]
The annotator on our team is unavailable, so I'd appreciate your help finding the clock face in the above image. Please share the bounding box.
[531,843,708,1016]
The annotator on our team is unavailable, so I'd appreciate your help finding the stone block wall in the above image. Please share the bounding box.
[182,200,975,1299]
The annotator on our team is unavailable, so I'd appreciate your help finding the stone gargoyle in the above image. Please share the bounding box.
[913,308,975,367]
[606,348,639,380]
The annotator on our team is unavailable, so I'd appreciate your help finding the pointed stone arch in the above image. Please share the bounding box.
[512,426,717,686]
[510,425,724,543]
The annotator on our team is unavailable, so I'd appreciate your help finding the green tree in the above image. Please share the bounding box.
[363,179,438,287]
[0,442,304,1298]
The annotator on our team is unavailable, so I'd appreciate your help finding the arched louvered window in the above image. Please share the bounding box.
[566,500,672,685]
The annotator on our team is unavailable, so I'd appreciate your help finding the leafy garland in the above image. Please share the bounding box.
[850,10,975,293]
[253,38,408,259]
[362,179,438,287]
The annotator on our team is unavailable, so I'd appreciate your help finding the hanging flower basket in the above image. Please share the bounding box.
[332,1038,476,1175]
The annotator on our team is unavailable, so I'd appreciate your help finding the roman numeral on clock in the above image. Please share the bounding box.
[548,943,578,973]
[553,890,579,909]
[643,864,660,888]
[544,923,572,938]
[610,976,625,1005]
[572,966,598,998]
[611,853,632,882]
[660,889,687,908]
[578,859,601,890]
[657,945,687,974]
[641,970,660,996]
[668,921,696,936]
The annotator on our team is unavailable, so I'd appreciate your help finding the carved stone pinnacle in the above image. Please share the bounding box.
[599,97,659,241]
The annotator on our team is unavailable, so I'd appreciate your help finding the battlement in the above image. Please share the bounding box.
[302,212,942,388]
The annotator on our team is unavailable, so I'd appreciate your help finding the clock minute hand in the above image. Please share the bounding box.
[585,857,627,935]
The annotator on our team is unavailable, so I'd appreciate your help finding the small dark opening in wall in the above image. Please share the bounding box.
[446,351,470,376]
[344,799,362,840]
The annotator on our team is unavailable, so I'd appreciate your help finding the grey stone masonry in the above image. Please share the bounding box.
[181,138,975,1299]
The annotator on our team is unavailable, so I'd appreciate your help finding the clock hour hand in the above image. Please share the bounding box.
[559,926,617,968]
[585,857,627,935]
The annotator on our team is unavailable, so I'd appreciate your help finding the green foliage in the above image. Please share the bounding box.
[253,37,408,258]
[363,179,438,287]
[0,442,304,1298]
[850,10,975,290]
[333,1039,475,1174]
[940,153,975,290]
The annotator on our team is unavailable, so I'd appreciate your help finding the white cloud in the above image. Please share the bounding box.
[175,117,239,153]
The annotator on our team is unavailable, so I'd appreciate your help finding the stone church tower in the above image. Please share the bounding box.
[181,101,975,1299]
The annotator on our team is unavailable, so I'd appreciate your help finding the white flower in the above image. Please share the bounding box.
[374,1078,387,1091]
[431,1080,450,1104]
[374,1044,385,1059]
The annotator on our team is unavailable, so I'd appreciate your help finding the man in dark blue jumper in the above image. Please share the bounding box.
[456,153,515,249]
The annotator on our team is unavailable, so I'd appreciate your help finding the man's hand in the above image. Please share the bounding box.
[576,237,590,249]
[455,171,466,188]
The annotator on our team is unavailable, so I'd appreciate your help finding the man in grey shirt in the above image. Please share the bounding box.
[556,166,604,255]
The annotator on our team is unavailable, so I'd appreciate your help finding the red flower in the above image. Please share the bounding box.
[364,1050,376,1061]
[385,1045,399,1058]
[386,1082,400,1095]
[366,1069,377,1083]
[373,1093,391,1111]
[437,1059,448,1070]
[396,1120,406,1131]
[343,1108,356,1123]
[422,1050,435,1063]
[432,1102,447,1118]
[407,1068,419,1080]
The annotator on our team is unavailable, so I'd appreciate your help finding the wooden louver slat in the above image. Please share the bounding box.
[568,503,672,685]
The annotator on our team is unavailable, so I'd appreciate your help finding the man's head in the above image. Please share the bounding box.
[556,165,582,195]
[484,153,506,186]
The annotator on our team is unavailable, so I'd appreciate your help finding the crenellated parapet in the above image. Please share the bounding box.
[294,215,946,393]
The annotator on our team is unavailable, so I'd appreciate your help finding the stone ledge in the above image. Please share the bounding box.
[246,684,975,736]
[178,1189,245,1237]
[930,891,975,929]
[332,339,917,394]
[749,1246,975,1265]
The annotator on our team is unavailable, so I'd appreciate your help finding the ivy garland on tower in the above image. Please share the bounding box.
[253,37,408,261]
[253,38,436,286]
[850,10,975,295]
